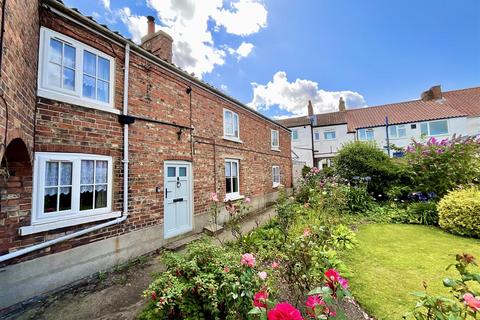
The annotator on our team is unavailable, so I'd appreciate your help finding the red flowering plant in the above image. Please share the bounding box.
[406,253,480,319]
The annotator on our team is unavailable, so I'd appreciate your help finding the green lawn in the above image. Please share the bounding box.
[343,224,480,320]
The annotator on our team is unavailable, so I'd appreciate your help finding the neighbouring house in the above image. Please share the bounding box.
[0,0,292,310]
[279,86,480,177]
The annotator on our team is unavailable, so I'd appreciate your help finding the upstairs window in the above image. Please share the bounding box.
[314,132,320,140]
[272,166,281,187]
[358,128,374,141]
[225,159,240,199]
[38,27,115,112]
[420,120,448,136]
[223,109,240,141]
[271,130,279,150]
[389,124,407,138]
[291,129,299,140]
[323,130,336,140]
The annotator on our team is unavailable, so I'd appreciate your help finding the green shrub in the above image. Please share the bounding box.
[344,184,374,214]
[406,201,438,226]
[438,187,480,238]
[333,141,399,196]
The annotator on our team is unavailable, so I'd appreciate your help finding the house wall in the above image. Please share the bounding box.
[313,124,354,159]
[0,7,291,309]
[290,125,313,167]
[466,116,480,137]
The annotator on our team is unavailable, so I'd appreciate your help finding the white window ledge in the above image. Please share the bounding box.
[19,211,122,236]
[271,147,281,152]
[224,194,245,202]
[272,183,280,188]
[223,136,243,144]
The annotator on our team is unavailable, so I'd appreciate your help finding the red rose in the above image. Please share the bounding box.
[253,290,269,309]
[267,302,303,320]
[324,268,340,282]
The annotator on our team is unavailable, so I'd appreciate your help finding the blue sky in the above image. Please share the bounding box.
[64,0,480,119]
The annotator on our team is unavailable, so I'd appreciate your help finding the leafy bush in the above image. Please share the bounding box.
[406,253,480,319]
[404,136,480,197]
[334,141,399,196]
[344,183,374,214]
[406,201,438,226]
[438,187,480,238]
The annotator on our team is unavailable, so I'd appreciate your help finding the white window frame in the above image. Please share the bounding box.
[358,128,374,141]
[38,27,117,114]
[272,166,281,188]
[420,120,449,136]
[223,109,240,142]
[225,159,240,200]
[271,129,280,150]
[389,124,407,139]
[323,130,336,140]
[20,152,119,236]
[291,129,299,140]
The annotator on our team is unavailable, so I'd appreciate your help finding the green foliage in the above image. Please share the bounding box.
[406,201,438,226]
[333,141,399,196]
[329,225,359,250]
[343,183,374,214]
[302,165,312,178]
[438,187,480,238]
[406,253,480,319]
[404,136,480,197]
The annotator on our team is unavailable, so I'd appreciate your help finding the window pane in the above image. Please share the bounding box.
[420,123,428,135]
[49,38,62,64]
[292,130,298,140]
[232,177,238,192]
[83,75,96,99]
[80,185,94,210]
[226,177,232,193]
[44,187,58,212]
[232,162,238,177]
[95,161,108,183]
[324,131,336,139]
[98,57,110,81]
[224,111,232,135]
[83,51,96,76]
[314,132,320,140]
[225,162,231,177]
[63,44,75,68]
[358,129,365,140]
[60,162,72,185]
[366,130,374,140]
[233,114,239,137]
[389,126,397,138]
[95,184,108,208]
[398,126,407,137]
[59,187,72,211]
[81,160,94,184]
[167,167,176,177]
[429,121,448,135]
[63,67,75,90]
[97,80,109,103]
[179,167,187,177]
[45,162,59,186]
[47,63,62,88]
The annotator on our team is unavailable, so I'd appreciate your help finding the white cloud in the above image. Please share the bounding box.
[249,71,367,115]
[213,0,268,36]
[227,41,254,60]
[100,0,110,10]
[220,84,229,92]
[118,0,267,78]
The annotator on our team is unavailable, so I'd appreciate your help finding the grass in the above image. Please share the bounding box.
[342,224,480,320]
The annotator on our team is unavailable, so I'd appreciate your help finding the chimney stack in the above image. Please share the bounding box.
[338,97,346,112]
[307,100,314,116]
[141,16,173,63]
[421,85,443,101]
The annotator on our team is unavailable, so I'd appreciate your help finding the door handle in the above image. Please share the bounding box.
[173,197,183,203]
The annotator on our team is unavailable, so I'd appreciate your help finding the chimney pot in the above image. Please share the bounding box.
[338,97,346,112]
[307,100,314,117]
[141,16,173,63]
[147,16,155,35]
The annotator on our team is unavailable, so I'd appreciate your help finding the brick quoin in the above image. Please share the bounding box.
[0,3,292,270]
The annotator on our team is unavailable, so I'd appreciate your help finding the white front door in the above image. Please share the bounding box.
[164,161,193,239]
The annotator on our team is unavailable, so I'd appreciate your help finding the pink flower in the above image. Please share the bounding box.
[464,293,480,312]
[258,271,267,280]
[223,266,230,273]
[305,295,336,318]
[271,261,279,269]
[303,228,311,237]
[241,253,255,267]
[325,269,340,282]
[267,302,303,320]
[211,192,219,202]
[339,277,349,289]
[253,290,269,309]
[245,197,251,204]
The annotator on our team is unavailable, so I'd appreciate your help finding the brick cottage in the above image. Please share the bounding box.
[0,0,292,309]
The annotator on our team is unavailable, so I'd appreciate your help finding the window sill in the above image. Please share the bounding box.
[19,211,122,236]
[38,88,120,115]
[271,147,281,152]
[224,194,245,202]
[272,183,281,188]
[223,136,243,144]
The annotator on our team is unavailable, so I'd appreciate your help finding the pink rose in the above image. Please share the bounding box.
[223,266,230,273]
[253,290,269,309]
[303,228,311,237]
[305,295,336,318]
[211,192,219,202]
[271,261,279,269]
[464,293,480,312]
[245,197,251,204]
[267,302,303,320]
[258,271,267,280]
[241,253,255,267]
[325,268,340,282]
[339,277,349,289]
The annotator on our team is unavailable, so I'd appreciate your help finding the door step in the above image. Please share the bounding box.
[163,233,203,251]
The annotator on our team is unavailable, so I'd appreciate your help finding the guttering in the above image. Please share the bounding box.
[42,0,290,133]
[0,44,132,264]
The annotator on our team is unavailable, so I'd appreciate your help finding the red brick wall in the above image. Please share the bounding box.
[0,9,292,266]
